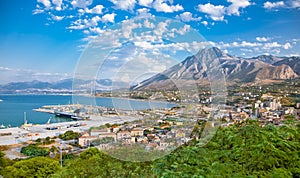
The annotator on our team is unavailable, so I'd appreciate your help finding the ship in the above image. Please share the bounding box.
[54,109,89,120]
[54,111,75,118]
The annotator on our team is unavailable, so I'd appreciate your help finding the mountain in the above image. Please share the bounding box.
[248,55,284,64]
[0,79,124,94]
[1,47,298,93]
[132,47,299,90]
[273,56,300,75]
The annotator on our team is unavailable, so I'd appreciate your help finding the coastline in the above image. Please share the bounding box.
[0,94,176,129]
[0,114,140,146]
[0,93,177,105]
[92,95,178,105]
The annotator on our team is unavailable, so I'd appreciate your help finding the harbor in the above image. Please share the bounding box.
[0,114,141,146]
[0,94,174,128]
[0,95,174,146]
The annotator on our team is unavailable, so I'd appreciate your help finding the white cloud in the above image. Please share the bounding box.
[198,0,252,21]
[283,42,292,49]
[153,20,170,36]
[153,0,183,13]
[138,0,153,7]
[216,40,295,54]
[110,0,136,11]
[89,27,105,34]
[52,15,64,21]
[197,3,225,21]
[69,16,101,30]
[33,8,45,15]
[136,8,154,18]
[51,0,62,11]
[174,24,191,35]
[288,0,300,8]
[101,13,116,23]
[85,5,104,14]
[122,19,142,38]
[143,19,155,28]
[256,37,270,42]
[226,0,251,16]
[175,12,201,22]
[240,41,262,47]
[263,1,285,9]
[90,16,101,26]
[201,21,208,26]
[134,41,153,49]
[71,0,92,8]
[263,42,281,49]
[263,0,300,9]
[37,0,51,9]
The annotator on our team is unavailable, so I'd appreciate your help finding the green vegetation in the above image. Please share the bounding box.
[0,151,11,175]
[3,157,60,178]
[36,136,55,145]
[21,144,49,157]
[154,121,300,177]
[0,120,299,177]
[52,148,154,177]
[56,120,300,177]
[59,130,79,140]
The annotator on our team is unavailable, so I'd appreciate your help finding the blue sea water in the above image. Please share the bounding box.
[0,95,174,127]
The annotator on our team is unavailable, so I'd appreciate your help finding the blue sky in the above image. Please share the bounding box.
[0,0,299,84]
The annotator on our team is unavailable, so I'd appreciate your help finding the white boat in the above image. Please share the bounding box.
[46,118,51,124]
[0,99,3,102]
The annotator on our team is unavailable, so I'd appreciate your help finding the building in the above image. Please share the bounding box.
[116,130,131,140]
[90,128,111,137]
[78,135,98,147]
[130,127,144,137]
[269,99,281,110]
[136,135,148,143]
[99,132,117,141]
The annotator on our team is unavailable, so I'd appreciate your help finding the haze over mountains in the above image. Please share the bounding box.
[1,47,299,93]
[0,79,116,94]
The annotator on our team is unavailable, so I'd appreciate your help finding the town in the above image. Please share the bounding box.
[0,79,299,162]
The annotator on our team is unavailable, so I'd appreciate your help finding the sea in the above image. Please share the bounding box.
[0,94,175,128]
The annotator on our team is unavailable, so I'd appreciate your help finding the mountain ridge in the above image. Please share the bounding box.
[132,47,299,90]
[1,47,299,93]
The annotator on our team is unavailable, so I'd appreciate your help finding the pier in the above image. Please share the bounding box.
[0,114,140,146]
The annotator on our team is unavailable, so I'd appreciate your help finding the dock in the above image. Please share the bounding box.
[0,114,140,146]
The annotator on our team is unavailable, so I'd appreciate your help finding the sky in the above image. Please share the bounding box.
[0,0,299,84]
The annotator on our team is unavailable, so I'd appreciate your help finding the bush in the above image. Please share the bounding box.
[3,157,60,178]
[59,130,79,140]
[21,144,49,157]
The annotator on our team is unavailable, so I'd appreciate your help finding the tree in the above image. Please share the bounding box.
[21,144,49,157]
[59,130,79,140]
[3,157,60,178]
[52,148,153,177]
[153,120,300,177]
[0,151,10,175]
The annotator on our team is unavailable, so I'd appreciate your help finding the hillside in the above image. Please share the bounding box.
[132,47,299,90]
